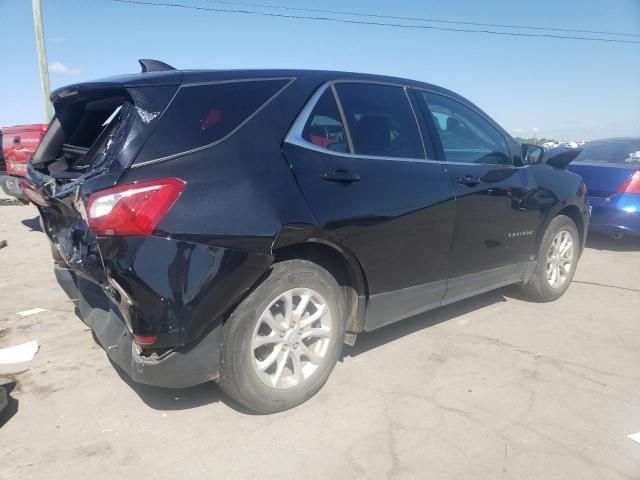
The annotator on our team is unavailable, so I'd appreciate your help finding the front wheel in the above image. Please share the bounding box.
[218,259,346,413]
[521,215,580,302]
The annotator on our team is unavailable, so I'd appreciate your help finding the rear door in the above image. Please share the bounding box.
[283,81,456,330]
[415,90,539,294]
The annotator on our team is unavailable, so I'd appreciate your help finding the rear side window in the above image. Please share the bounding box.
[301,89,349,153]
[335,83,424,159]
[420,92,511,165]
[136,79,289,163]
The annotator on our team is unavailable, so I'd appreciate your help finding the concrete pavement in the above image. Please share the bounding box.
[1,197,639,479]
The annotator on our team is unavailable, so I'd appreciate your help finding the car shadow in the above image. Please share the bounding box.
[342,288,509,359]
[106,288,509,414]
[586,232,640,252]
[0,381,19,428]
[0,198,26,207]
[21,216,42,232]
[108,360,257,414]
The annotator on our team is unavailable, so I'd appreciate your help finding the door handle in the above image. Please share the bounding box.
[457,175,481,187]
[323,169,360,183]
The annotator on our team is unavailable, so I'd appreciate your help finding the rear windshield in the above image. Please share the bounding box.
[575,140,640,164]
[61,98,124,148]
[31,85,176,181]
[135,79,290,163]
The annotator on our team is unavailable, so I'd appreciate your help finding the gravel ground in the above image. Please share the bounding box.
[1,195,639,480]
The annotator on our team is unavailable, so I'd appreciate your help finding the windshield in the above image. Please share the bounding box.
[575,139,640,164]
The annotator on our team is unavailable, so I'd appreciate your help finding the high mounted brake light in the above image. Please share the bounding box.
[86,178,186,236]
[618,171,640,194]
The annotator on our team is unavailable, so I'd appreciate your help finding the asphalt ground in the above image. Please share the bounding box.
[1,195,639,479]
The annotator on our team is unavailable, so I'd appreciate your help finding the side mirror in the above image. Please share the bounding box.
[521,144,545,165]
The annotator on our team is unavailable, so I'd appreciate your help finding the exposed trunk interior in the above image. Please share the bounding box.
[31,90,128,183]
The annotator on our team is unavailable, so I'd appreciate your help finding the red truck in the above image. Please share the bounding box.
[1,124,48,201]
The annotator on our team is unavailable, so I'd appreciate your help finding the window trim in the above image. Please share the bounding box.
[413,87,516,168]
[285,80,434,163]
[132,77,296,168]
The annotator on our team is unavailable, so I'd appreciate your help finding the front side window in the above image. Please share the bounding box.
[136,79,289,162]
[301,89,349,153]
[420,92,511,165]
[334,83,424,159]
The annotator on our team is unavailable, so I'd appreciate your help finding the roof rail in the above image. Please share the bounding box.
[138,59,176,73]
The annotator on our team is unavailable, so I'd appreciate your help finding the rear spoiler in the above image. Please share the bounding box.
[545,147,582,169]
[50,60,180,103]
[138,59,176,73]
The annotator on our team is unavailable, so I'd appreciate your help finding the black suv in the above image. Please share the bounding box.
[25,60,588,413]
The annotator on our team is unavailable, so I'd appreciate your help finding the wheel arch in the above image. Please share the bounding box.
[271,230,369,336]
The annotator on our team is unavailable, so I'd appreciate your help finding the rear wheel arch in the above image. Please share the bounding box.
[272,240,368,335]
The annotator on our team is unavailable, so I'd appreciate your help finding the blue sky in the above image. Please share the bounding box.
[0,0,639,140]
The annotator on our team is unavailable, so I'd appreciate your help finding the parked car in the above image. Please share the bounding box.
[567,138,640,239]
[24,61,589,413]
[1,124,48,201]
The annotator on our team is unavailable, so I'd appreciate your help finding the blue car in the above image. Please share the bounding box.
[567,138,640,239]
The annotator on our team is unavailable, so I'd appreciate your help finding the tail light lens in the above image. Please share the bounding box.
[618,171,640,194]
[86,177,186,236]
[7,160,28,176]
[133,334,158,346]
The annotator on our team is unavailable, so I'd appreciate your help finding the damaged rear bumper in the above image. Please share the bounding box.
[55,265,222,388]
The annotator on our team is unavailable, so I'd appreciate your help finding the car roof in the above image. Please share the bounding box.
[51,68,462,101]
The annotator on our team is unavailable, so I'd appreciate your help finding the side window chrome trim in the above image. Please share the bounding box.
[285,80,435,162]
[132,77,296,168]
[439,161,529,169]
[286,135,439,164]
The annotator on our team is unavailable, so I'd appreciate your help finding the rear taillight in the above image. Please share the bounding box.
[6,160,27,176]
[133,334,158,346]
[618,171,640,194]
[86,177,186,236]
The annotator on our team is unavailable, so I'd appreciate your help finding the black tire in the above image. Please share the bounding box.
[218,259,346,413]
[521,215,580,302]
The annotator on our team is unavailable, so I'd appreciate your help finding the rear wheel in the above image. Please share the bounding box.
[218,259,345,413]
[521,215,579,302]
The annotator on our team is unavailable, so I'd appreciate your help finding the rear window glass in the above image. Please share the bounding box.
[574,140,640,164]
[59,97,125,149]
[335,83,424,159]
[301,89,349,153]
[136,79,289,162]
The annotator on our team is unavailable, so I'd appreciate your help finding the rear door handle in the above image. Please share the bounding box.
[323,169,360,183]
[457,175,481,187]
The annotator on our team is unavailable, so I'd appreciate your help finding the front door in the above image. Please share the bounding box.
[283,82,456,330]
[415,91,539,296]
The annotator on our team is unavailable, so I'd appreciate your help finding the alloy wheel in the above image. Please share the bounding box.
[546,230,574,289]
[251,288,332,389]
